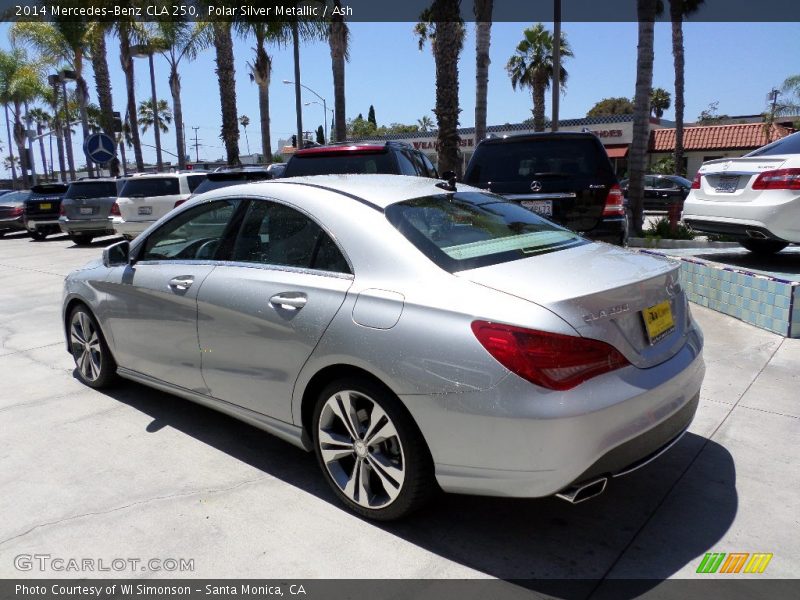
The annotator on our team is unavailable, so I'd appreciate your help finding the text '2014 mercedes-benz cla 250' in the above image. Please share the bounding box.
[63,175,704,520]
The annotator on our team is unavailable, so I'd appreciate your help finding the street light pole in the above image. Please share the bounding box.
[304,101,333,143]
[60,75,76,180]
[284,79,329,144]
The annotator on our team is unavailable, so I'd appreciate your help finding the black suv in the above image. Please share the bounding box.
[190,166,274,198]
[283,141,439,178]
[463,132,627,245]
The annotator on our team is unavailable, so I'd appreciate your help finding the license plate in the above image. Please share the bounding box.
[39,203,51,210]
[521,200,553,216]
[714,175,739,193]
[79,207,93,215]
[138,206,152,216]
[642,301,675,345]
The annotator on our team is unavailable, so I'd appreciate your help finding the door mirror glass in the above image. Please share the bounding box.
[103,240,130,267]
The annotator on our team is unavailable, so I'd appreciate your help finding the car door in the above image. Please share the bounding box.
[102,199,243,390]
[197,198,353,421]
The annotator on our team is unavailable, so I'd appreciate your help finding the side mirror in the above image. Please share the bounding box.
[436,170,458,192]
[102,240,130,267]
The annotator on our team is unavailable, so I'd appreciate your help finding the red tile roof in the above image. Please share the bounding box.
[650,123,794,152]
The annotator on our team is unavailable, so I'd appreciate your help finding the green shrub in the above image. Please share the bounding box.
[645,217,695,240]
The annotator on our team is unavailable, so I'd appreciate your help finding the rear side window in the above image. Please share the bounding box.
[465,138,614,186]
[120,177,180,197]
[65,182,118,198]
[746,132,800,156]
[187,174,207,192]
[386,192,585,273]
[284,152,394,176]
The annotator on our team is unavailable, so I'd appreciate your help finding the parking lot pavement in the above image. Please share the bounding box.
[0,232,798,589]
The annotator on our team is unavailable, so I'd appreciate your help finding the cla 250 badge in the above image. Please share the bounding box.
[583,304,630,323]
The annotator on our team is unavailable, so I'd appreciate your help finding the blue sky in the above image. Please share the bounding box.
[1,20,798,174]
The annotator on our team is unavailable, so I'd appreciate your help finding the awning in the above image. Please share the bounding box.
[605,144,629,158]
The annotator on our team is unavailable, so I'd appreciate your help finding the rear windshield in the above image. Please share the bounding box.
[385,192,586,272]
[746,131,800,157]
[120,177,180,197]
[284,151,394,177]
[30,187,67,198]
[0,190,30,203]
[465,138,613,186]
[65,181,118,199]
[192,172,271,195]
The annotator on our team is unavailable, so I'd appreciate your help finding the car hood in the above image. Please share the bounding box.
[457,243,693,369]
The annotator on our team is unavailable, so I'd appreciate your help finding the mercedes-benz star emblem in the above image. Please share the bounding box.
[530,180,542,192]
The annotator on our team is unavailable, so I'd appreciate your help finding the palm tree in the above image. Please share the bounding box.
[27,106,51,180]
[137,99,172,135]
[650,87,671,118]
[329,0,350,143]
[211,22,239,165]
[473,0,493,144]
[111,13,148,172]
[670,0,704,178]
[628,0,659,236]
[147,21,210,170]
[42,78,66,181]
[12,20,95,177]
[417,115,434,132]
[0,48,23,186]
[415,1,465,176]
[239,114,251,155]
[87,23,118,176]
[506,23,573,132]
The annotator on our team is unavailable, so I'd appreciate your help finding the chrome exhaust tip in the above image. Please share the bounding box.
[746,229,768,239]
[555,477,608,504]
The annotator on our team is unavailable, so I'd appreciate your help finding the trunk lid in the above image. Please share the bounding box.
[696,156,788,202]
[458,243,689,369]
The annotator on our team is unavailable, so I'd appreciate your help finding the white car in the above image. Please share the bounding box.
[682,131,800,254]
[111,172,207,239]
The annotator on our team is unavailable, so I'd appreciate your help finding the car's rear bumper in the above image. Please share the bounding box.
[111,218,153,238]
[401,328,704,498]
[59,216,115,236]
[24,217,61,232]
[682,217,788,242]
[582,215,628,246]
[0,216,24,232]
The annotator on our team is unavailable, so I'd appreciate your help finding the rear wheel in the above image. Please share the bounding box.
[30,230,47,241]
[312,377,435,520]
[738,239,788,255]
[69,305,117,389]
[71,234,94,246]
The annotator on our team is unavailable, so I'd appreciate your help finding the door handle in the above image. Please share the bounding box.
[168,275,194,291]
[269,293,307,310]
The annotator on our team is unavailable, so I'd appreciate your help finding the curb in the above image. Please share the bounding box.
[627,237,740,249]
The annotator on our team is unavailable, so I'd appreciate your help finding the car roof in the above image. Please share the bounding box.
[478,131,600,145]
[235,174,478,210]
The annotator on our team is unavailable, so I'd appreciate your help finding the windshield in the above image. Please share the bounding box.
[65,182,118,199]
[284,152,394,176]
[385,192,586,272]
[120,177,180,197]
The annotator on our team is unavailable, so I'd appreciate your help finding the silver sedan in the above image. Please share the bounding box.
[62,175,704,520]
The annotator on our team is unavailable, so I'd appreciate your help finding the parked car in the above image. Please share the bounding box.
[189,166,272,198]
[111,172,207,239]
[0,190,28,236]
[21,183,70,240]
[283,141,439,178]
[59,178,124,245]
[683,131,800,254]
[63,174,704,520]
[620,174,692,210]
[0,189,13,197]
[463,132,627,246]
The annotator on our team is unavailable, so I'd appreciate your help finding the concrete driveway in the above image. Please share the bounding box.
[0,231,797,594]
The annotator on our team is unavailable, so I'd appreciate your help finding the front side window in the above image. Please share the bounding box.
[139,200,239,261]
[386,192,585,272]
[231,200,350,273]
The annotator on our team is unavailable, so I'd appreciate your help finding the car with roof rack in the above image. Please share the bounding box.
[283,141,438,178]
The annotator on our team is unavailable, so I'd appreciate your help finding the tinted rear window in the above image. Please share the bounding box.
[192,172,271,195]
[65,182,118,198]
[284,151,394,176]
[386,192,585,272]
[120,177,180,197]
[465,138,614,186]
[746,131,800,157]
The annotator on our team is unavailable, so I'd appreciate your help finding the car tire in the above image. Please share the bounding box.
[312,377,436,520]
[71,234,94,246]
[738,239,789,255]
[30,231,47,241]
[68,305,118,389]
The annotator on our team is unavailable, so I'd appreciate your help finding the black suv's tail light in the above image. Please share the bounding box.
[602,184,625,217]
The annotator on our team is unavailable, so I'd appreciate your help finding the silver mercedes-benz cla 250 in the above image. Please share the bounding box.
[62,175,704,520]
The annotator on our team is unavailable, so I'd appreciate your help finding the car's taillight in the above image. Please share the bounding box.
[10,206,23,217]
[602,184,625,216]
[59,203,65,216]
[174,199,187,208]
[751,168,800,190]
[110,202,121,216]
[471,321,630,391]
[691,173,702,189]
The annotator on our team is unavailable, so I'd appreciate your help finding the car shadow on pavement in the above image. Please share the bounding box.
[97,377,737,600]
[65,235,125,249]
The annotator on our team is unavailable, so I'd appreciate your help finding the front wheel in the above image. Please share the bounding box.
[738,239,788,255]
[313,378,435,520]
[69,305,117,389]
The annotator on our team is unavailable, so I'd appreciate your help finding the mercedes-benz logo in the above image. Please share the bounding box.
[530,180,542,192]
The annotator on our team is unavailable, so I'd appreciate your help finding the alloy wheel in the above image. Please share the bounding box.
[70,311,103,382]
[317,390,406,509]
